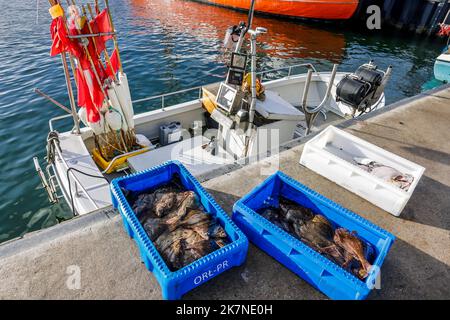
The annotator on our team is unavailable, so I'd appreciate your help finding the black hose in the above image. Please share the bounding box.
[66,167,109,217]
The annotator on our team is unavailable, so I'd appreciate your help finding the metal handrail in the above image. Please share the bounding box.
[257,63,318,79]
[132,85,205,105]
[49,114,73,132]
[51,139,102,211]
[48,63,319,130]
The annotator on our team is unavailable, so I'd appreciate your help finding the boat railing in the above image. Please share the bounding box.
[257,63,318,80]
[48,63,319,131]
[50,138,102,212]
[132,85,205,110]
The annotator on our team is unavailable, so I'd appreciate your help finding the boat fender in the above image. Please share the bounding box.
[117,73,135,130]
[105,108,123,131]
[106,86,129,131]
[78,107,88,128]
[88,113,106,135]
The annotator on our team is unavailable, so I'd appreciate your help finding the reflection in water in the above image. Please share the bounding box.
[129,0,346,63]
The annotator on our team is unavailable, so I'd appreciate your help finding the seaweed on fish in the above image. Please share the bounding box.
[125,174,229,271]
[257,197,374,281]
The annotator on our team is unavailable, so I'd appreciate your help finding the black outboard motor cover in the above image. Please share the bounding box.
[336,76,371,108]
[355,66,383,87]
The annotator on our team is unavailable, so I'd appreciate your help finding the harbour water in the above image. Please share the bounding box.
[0,0,446,244]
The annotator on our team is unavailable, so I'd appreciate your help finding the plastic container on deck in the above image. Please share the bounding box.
[232,171,395,300]
[300,126,425,216]
[110,161,248,300]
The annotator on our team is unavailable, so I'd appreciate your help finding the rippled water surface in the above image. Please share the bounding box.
[0,0,444,243]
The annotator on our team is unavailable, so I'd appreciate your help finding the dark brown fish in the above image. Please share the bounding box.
[142,193,200,241]
[299,215,334,250]
[260,208,280,222]
[280,198,314,224]
[181,239,214,267]
[160,239,183,270]
[133,193,157,222]
[334,228,372,279]
[155,228,195,254]
[208,221,227,239]
[131,179,229,271]
[153,190,177,217]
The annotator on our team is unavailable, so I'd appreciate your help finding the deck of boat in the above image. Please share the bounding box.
[0,85,449,299]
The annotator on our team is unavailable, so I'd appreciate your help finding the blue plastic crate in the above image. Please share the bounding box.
[110,161,248,300]
[232,171,395,300]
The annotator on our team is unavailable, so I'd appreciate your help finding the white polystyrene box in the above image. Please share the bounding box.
[299,126,425,216]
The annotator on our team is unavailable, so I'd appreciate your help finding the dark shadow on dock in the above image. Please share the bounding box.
[370,238,450,300]
[349,128,419,149]
[401,175,450,231]
[401,145,450,166]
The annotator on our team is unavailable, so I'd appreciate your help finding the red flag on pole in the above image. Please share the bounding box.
[75,68,101,123]
[90,9,113,55]
[50,17,82,58]
[105,48,119,79]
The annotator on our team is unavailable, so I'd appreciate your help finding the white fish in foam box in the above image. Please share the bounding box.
[299,126,425,216]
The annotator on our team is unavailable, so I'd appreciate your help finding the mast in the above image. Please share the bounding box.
[234,0,256,54]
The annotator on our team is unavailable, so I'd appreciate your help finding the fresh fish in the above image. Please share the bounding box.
[153,190,178,217]
[334,228,372,279]
[142,192,200,241]
[132,193,157,222]
[321,243,347,266]
[299,215,334,250]
[280,198,314,222]
[208,220,227,239]
[161,239,183,271]
[181,239,214,267]
[354,157,414,191]
[164,191,199,223]
[129,179,229,271]
[260,208,280,221]
[155,227,195,254]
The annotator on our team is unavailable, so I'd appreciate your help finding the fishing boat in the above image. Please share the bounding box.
[34,0,391,216]
[435,28,450,83]
[433,15,450,83]
[191,0,359,20]
[435,49,450,83]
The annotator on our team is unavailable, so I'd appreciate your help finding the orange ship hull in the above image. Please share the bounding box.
[194,0,359,20]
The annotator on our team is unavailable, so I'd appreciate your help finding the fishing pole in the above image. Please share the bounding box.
[104,0,123,74]
[94,0,100,15]
[34,88,72,114]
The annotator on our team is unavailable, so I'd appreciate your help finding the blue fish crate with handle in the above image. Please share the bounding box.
[110,161,248,300]
[232,171,395,300]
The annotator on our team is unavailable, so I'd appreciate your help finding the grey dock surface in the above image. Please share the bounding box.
[1,86,450,300]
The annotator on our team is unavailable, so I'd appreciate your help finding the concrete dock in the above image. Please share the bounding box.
[1,86,449,300]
